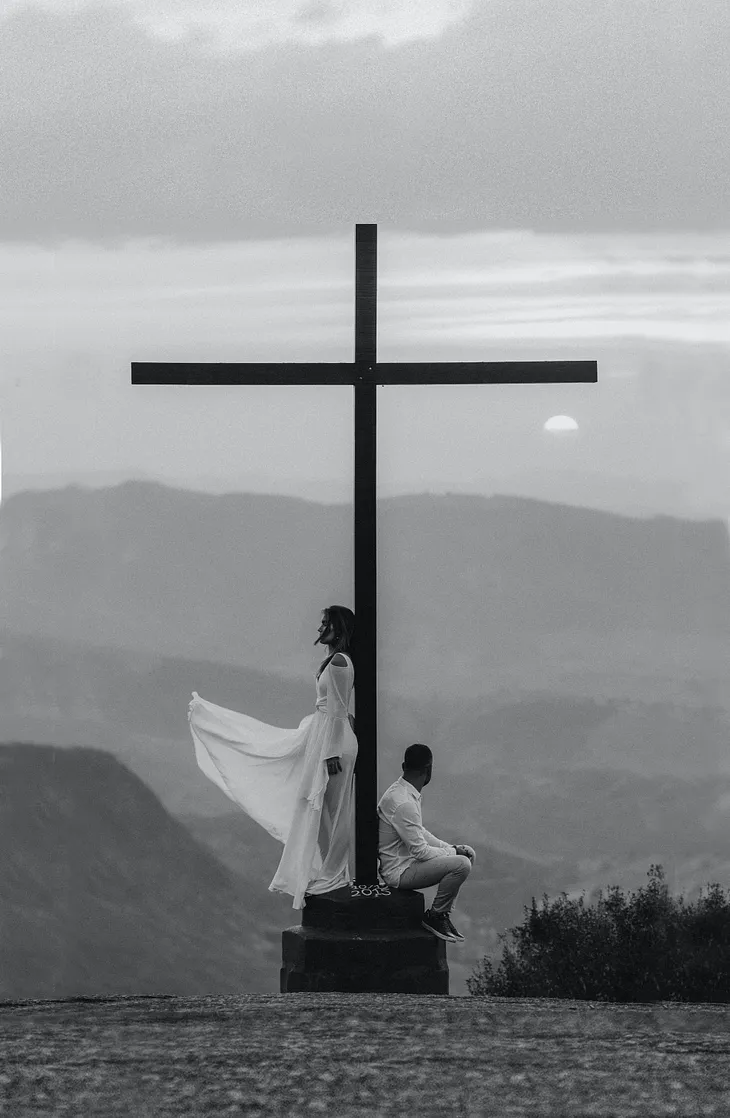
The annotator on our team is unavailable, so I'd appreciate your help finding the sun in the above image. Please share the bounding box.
[543,415,579,432]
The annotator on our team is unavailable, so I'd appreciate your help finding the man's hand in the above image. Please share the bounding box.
[455,844,476,863]
[326,757,343,776]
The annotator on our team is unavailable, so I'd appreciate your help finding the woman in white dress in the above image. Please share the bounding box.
[188,606,357,909]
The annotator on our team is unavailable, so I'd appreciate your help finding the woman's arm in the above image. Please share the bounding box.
[330,656,356,734]
[324,655,353,773]
[325,657,353,723]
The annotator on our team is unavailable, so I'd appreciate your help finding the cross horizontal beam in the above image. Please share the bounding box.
[132,360,597,386]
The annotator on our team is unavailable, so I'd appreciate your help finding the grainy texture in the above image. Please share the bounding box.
[1,993,730,1116]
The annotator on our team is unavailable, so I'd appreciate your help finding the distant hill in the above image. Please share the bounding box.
[0,744,282,1000]
[0,482,728,697]
[178,775,730,995]
[0,632,318,816]
[2,632,730,824]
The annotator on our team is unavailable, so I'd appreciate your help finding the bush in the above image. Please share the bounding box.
[467,865,730,1002]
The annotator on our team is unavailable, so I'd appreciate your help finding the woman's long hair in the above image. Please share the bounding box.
[316,604,356,679]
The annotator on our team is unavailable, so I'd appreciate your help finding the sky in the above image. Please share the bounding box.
[1,0,729,518]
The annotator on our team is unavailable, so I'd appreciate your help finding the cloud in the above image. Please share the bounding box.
[1,0,475,49]
[2,230,728,367]
[1,228,729,511]
[0,0,728,241]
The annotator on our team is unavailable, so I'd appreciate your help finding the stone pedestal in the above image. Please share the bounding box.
[280,886,449,994]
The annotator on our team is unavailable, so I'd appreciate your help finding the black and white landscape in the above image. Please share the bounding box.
[2,0,728,1004]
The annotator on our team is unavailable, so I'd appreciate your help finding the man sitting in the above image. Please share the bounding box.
[377,743,475,943]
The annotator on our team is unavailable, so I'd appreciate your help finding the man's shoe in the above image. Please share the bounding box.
[445,914,465,941]
[421,909,457,942]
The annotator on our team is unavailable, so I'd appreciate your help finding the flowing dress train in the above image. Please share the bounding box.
[187,655,357,909]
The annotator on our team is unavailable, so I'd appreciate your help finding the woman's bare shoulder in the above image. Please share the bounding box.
[331,653,349,667]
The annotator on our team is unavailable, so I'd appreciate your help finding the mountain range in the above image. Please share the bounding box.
[3,632,730,995]
[4,467,723,522]
[2,481,730,996]
[1,481,729,700]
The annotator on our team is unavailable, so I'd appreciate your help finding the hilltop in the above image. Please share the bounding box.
[1,993,728,1116]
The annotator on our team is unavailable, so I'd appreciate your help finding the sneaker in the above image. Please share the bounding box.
[445,914,465,941]
[421,908,457,942]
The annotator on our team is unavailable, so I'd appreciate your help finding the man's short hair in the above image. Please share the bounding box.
[403,743,432,773]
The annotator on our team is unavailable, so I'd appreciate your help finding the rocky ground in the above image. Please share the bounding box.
[2,993,730,1116]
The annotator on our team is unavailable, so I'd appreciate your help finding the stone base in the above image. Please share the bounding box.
[280,886,449,994]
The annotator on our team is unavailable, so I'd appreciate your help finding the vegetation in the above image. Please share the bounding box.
[468,865,730,1002]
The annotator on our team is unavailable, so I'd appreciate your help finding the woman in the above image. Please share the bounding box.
[188,606,357,909]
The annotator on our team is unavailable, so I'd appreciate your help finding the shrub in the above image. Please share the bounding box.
[467,865,730,1002]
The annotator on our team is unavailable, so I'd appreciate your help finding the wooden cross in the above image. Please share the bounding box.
[132,224,597,886]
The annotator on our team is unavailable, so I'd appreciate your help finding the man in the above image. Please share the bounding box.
[377,743,475,943]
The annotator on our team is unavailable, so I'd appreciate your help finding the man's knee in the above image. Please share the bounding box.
[453,854,471,877]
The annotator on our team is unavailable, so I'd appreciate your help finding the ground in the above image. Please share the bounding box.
[2,993,730,1115]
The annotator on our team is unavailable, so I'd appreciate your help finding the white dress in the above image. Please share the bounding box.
[188,654,357,909]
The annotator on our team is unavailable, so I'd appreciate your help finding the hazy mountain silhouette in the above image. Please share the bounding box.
[2,631,729,832]
[1,482,728,698]
[3,631,730,882]
[0,632,318,817]
[0,744,281,1001]
[1,480,730,993]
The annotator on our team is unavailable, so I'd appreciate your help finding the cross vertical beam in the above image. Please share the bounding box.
[353,225,378,884]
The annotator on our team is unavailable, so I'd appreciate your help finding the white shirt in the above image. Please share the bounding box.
[377,775,456,887]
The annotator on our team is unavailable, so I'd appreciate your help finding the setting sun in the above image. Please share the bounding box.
[543,415,579,432]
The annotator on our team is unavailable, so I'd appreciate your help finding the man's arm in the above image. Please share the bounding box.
[422,826,476,862]
[390,801,449,862]
[422,826,458,855]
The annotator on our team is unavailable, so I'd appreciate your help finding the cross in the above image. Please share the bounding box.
[132,224,597,887]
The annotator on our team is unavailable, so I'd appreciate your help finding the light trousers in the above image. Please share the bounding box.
[397,854,472,915]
